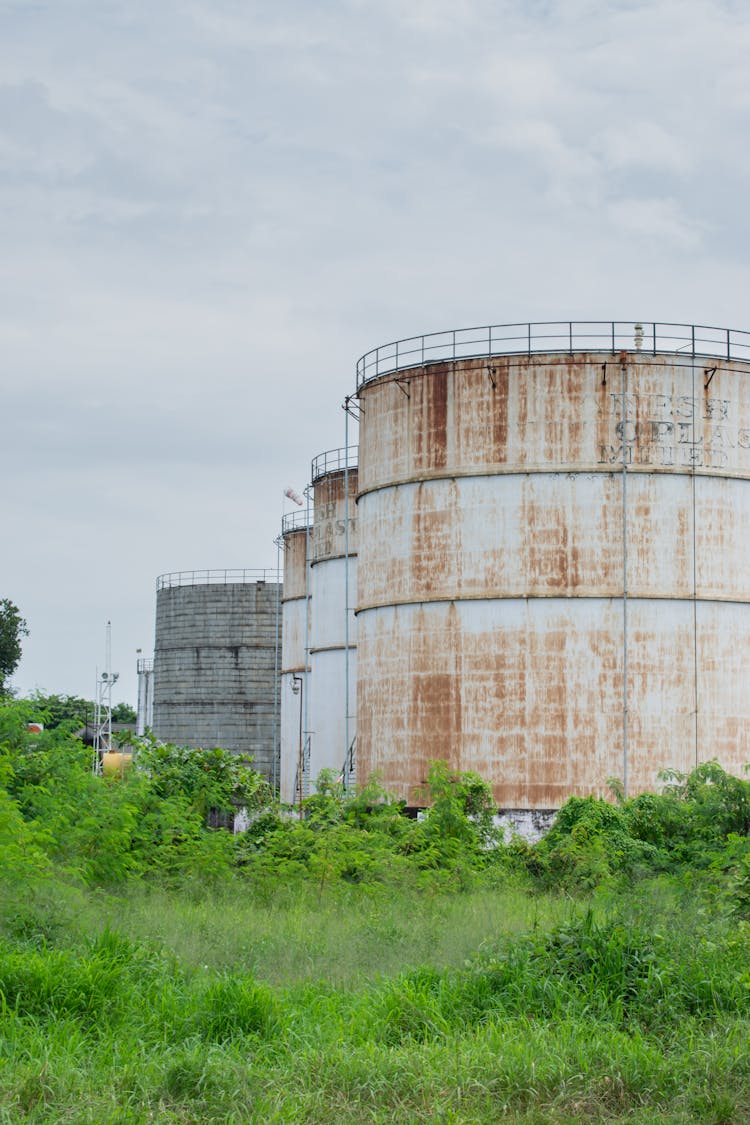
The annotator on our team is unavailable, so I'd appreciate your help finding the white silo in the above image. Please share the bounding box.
[279,512,311,805]
[308,447,358,789]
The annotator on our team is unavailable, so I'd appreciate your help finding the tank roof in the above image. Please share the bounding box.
[356,320,750,388]
[281,510,312,535]
[311,445,358,483]
[156,569,279,590]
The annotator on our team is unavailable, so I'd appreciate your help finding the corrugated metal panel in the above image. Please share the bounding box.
[152,581,280,779]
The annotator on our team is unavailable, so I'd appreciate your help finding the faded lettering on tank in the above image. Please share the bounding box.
[598,393,740,470]
[312,472,359,561]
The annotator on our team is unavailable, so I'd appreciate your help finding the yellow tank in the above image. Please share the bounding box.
[101,752,132,777]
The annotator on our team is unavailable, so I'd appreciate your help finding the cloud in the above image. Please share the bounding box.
[607,196,703,248]
[3,0,750,701]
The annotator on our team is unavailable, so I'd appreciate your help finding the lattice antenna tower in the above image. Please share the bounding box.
[92,621,119,774]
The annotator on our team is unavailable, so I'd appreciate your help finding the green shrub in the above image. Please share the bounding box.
[194,972,282,1042]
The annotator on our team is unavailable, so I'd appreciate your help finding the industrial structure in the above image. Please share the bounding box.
[353,320,750,821]
[279,510,311,803]
[136,656,154,735]
[309,447,358,790]
[146,320,750,825]
[277,447,358,804]
[152,570,281,779]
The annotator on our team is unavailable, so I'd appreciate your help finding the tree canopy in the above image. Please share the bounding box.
[25,693,137,729]
[0,599,28,694]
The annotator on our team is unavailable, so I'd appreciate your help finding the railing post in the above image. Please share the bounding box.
[691,325,695,356]
[569,322,573,354]
[527,323,531,355]
[727,329,731,360]
[652,323,657,355]
[611,322,615,353]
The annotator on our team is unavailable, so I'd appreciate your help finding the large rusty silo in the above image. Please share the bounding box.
[354,321,750,814]
[152,571,281,780]
[279,512,311,804]
[309,447,358,787]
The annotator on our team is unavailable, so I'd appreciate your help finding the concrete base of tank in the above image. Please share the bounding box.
[495,808,557,843]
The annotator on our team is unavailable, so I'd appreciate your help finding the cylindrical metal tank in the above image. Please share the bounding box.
[279,514,311,805]
[309,447,358,789]
[355,320,750,812]
[152,570,281,780]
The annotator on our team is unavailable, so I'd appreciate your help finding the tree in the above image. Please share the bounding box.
[0,599,28,695]
[27,692,93,728]
[25,694,136,728]
[111,702,137,724]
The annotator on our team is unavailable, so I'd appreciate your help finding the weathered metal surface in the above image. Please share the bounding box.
[311,468,358,563]
[279,668,305,805]
[152,580,281,780]
[280,594,308,676]
[280,525,310,804]
[281,527,309,601]
[356,350,750,808]
[309,462,358,785]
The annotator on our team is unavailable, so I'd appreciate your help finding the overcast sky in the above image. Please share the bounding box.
[3,0,750,706]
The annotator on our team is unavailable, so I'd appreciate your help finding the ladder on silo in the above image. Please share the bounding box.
[293,734,313,814]
[341,735,356,792]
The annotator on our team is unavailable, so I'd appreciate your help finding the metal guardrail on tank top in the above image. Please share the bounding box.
[356,320,750,387]
[281,510,312,534]
[311,445,359,482]
[156,569,279,590]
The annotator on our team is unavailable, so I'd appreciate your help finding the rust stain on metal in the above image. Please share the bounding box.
[356,351,750,809]
[282,529,308,601]
[406,604,463,797]
[312,468,358,563]
[412,367,448,474]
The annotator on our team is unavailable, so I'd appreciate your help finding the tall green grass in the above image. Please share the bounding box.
[82,881,572,984]
[4,707,750,1120]
[2,877,750,1122]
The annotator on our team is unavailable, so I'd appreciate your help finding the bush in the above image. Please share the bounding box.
[194,973,283,1042]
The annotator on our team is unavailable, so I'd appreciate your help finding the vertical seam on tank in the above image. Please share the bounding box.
[621,355,629,800]
[344,408,351,783]
[692,355,699,768]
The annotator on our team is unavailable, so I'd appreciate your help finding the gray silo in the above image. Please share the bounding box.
[354,320,750,818]
[152,570,281,780]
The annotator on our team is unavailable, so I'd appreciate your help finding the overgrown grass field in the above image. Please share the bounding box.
[3,699,750,1122]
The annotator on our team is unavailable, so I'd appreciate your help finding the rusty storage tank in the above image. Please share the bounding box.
[354,320,750,819]
[309,447,358,790]
[152,570,281,781]
[279,512,311,804]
